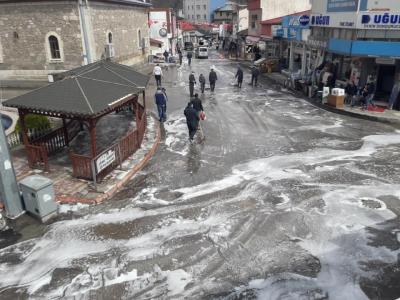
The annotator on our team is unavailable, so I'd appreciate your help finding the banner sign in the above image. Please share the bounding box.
[327,0,359,12]
[359,13,400,30]
[96,150,116,174]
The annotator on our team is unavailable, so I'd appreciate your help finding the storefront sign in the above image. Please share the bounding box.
[359,0,400,12]
[327,0,359,12]
[311,15,331,26]
[299,15,311,26]
[307,37,329,49]
[376,57,396,65]
[272,25,284,37]
[96,150,116,174]
[311,13,356,28]
[359,13,400,29]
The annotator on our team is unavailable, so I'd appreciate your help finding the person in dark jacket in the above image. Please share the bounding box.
[345,80,358,105]
[190,93,204,114]
[178,49,183,66]
[251,65,260,87]
[209,67,218,92]
[163,50,169,63]
[235,65,244,88]
[199,74,206,93]
[187,51,193,67]
[189,71,196,97]
[184,102,200,142]
[154,87,167,122]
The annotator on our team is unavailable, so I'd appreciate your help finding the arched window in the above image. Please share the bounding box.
[108,32,113,44]
[138,29,142,48]
[48,35,61,59]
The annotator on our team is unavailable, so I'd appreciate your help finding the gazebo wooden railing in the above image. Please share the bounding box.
[26,144,48,171]
[70,107,147,183]
[31,120,81,155]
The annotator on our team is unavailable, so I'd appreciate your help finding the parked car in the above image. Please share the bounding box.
[184,42,194,51]
[195,46,209,59]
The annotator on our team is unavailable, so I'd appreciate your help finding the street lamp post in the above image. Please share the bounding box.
[0,117,24,219]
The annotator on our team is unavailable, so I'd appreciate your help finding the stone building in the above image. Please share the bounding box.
[0,0,151,82]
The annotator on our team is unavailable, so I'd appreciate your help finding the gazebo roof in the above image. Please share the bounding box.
[4,61,149,118]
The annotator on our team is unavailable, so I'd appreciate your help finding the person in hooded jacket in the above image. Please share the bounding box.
[251,65,260,87]
[189,71,196,97]
[184,102,200,142]
[154,87,167,122]
[187,51,193,67]
[209,67,218,92]
[190,93,204,115]
[235,65,244,88]
[199,73,206,93]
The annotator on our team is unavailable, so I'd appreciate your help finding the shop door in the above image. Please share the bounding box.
[377,65,396,97]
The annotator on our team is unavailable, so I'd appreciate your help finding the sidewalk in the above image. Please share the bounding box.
[225,53,400,126]
[8,114,160,205]
[260,70,400,127]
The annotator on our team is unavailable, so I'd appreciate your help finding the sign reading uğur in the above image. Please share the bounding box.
[359,12,400,30]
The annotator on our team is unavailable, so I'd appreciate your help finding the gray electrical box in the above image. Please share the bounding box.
[19,175,58,222]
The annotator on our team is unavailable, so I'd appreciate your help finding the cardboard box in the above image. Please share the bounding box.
[328,95,345,108]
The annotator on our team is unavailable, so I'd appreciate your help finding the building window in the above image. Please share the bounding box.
[48,35,61,59]
[203,5,206,10]
[196,5,200,10]
[192,15,194,19]
[219,12,223,17]
[197,14,200,20]
[108,32,113,44]
[204,14,207,20]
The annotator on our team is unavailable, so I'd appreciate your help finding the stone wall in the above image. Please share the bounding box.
[0,1,150,81]
[89,2,150,66]
[0,1,83,77]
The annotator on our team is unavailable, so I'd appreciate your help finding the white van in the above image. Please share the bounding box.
[195,47,209,59]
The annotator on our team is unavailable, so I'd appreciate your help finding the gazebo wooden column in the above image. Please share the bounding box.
[62,118,69,146]
[88,119,97,158]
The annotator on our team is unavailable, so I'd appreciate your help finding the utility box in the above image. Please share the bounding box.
[19,175,58,222]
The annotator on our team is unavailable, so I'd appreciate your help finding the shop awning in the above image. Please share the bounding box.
[150,38,163,46]
[246,35,260,44]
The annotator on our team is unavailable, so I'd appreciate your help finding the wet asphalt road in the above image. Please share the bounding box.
[1,50,400,299]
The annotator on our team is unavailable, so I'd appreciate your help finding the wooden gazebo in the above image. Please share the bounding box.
[4,61,149,182]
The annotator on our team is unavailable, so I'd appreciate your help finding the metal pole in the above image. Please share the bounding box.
[0,119,24,218]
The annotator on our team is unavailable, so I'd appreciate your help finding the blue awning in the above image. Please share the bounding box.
[328,38,400,58]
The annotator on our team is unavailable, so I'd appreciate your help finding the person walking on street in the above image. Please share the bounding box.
[209,67,218,92]
[155,87,167,122]
[190,93,205,141]
[251,65,260,87]
[178,49,183,66]
[190,93,204,115]
[235,65,244,88]
[184,102,200,142]
[163,50,169,63]
[153,64,162,87]
[199,73,206,93]
[189,71,196,97]
[187,51,193,67]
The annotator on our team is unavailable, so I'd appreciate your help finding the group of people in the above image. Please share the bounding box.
[345,80,376,109]
[234,65,260,88]
[188,67,218,97]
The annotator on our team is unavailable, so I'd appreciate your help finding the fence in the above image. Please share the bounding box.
[70,109,147,183]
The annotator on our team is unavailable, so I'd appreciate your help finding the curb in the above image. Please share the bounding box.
[57,115,161,205]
